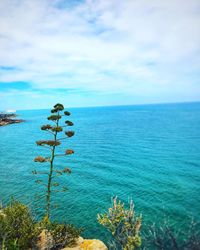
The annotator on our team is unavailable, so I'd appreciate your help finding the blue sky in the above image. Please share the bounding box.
[0,0,200,110]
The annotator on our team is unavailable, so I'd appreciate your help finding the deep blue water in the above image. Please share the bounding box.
[0,102,200,242]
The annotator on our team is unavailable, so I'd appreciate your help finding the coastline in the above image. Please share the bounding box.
[0,113,24,126]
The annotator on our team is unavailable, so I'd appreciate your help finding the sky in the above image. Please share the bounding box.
[0,0,200,110]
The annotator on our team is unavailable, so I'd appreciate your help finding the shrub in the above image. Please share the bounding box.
[46,222,82,249]
[98,197,142,250]
[0,200,82,250]
[0,200,39,250]
[142,219,200,250]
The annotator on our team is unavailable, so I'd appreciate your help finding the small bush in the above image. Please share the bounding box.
[0,200,82,250]
[0,200,39,250]
[98,197,142,250]
[46,222,83,249]
[142,219,200,250]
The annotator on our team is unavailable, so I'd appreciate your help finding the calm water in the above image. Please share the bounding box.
[0,102,200,242]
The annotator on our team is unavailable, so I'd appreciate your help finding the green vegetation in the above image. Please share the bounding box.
[0,104,80,250]
[1,198,199,250]
[0,200,39,250]
[98,197,142,250]
[45,222,82,248]
[33,103,75,219]
[142,219,200,250]
[0,200,82,250]
[98,198,200,250]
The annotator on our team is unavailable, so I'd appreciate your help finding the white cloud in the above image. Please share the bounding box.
[0,0,200,107]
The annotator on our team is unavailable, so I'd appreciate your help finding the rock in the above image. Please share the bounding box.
[80,239,108,250]
[0,113,24,126]
[0,118,24,126]
[63,237,84,250]
[36,229,54,250]
[62,237,107,250]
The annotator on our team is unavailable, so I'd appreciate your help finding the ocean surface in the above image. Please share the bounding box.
[0,102,200,242]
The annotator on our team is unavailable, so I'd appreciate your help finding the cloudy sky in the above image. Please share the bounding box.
[0,0,200,110]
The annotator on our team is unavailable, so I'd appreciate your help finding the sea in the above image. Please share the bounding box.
[0,102,200,243]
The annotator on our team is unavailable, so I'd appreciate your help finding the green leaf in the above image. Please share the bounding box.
[54,103,64,111]
[41,124,52,130]
[64,111,71,116]
[51,126,63,132]
[51,108,57,113]
[47,115,61,121]
[65,120,74,126]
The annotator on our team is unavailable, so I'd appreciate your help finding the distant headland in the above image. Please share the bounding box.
[0,112,24,126]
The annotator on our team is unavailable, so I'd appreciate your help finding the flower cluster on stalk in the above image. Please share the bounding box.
[33,103,75,218]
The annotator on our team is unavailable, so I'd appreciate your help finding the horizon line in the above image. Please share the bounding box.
[10,100,200,112]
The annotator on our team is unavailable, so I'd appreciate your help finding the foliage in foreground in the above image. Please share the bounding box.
[1,199,200,250]
[98,198,200,250]
[0,200,81,250]
[45,222,82,249]
[0,200,38,249]
[142,219,200,250]
[98,197,142,250]
[34,103,75,219]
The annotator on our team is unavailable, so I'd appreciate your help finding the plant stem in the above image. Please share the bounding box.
[45,112,59,219]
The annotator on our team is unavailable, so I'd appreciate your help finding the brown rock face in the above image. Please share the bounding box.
[36,230,54,250]
[0,118,24,126]
[0,113,24,126]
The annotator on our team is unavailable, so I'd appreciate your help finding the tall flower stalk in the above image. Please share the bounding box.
[33,103,74,219]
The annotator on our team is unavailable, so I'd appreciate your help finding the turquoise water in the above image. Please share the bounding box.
[0,102,200,241]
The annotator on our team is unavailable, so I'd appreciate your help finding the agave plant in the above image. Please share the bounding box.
[33,103,75,219]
